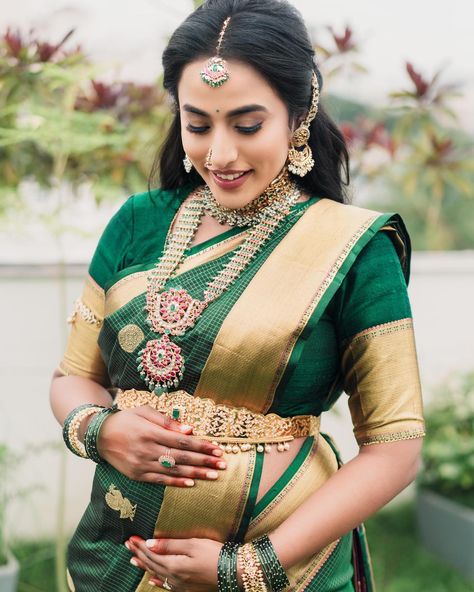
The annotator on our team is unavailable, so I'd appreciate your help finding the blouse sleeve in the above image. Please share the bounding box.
[334,225,426,446]
[58,197,134,386]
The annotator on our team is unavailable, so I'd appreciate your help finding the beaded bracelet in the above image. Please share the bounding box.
[84,406,118,463]
[62,404,105,458]
[238,543,268,592]
[253,535,290,592]
[217,541,240,592]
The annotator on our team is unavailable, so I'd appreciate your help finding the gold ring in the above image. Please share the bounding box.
[158,449,176,469]
[163,577,172,590]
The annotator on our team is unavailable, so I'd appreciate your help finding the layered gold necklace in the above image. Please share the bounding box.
[137,172,300,394]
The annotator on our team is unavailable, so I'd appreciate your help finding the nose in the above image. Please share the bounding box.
[207,129,238,170]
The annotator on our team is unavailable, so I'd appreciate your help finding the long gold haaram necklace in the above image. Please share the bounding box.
[137,171,300,394]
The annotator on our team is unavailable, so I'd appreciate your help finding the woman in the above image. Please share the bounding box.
[50,0,426,590]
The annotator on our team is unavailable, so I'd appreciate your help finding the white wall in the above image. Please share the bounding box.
[1,251,473,539]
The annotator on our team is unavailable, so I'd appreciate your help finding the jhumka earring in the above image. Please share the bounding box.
[287,72,320,177]
[204,148,213,170]
[200,17,231,87]
[183,154,193,173]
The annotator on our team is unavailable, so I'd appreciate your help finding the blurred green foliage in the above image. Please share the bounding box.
[319,28,474,250]
[0,28,170,213]
[417,371,474,508]
[0,22,473,249]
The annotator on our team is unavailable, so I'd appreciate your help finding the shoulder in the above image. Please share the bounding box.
[89,185,195,288]
[308,198,411,284]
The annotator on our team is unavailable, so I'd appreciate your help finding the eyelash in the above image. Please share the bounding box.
[186,123,262,135]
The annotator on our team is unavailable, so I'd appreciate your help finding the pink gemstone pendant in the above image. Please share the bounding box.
[136,334,185,394]
[146,288,206,336]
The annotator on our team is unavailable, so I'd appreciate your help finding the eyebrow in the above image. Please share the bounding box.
[182,104,268,118]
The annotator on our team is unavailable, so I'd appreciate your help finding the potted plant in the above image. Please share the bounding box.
[416,370,474,581]
[0,444,19,592]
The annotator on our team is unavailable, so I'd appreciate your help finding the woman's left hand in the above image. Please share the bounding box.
[126,535,223,591]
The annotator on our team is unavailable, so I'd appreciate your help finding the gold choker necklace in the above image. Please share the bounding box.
[202,168,294,227]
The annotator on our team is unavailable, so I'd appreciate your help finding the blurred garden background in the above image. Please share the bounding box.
[0,0,473,590]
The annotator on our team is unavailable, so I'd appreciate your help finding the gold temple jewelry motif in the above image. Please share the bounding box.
[200,17,231,87]
[288,72,320,177]
[202,167,295,227]
[138,174,300,395]
[118,324,145,353]
[238,543,268,592]
[115,389,320,453]
[67,298,102,327]
[104,484,137,521]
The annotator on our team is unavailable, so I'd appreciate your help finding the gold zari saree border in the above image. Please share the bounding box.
[195,198,385,413]
[341,318,426,445]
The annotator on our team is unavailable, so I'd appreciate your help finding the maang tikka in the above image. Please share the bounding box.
[200,17,231,87]
[287,72,320,177]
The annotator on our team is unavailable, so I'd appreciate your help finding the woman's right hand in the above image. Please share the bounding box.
[97,405,226,487]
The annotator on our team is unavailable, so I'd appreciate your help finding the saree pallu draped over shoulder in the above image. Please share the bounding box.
[65,196,425,592]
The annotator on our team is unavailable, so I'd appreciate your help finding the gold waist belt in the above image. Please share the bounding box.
[115,389,320,453]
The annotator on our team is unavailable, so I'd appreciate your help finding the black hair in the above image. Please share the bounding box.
[152,0,350,204]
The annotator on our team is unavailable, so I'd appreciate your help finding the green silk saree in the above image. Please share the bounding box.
[60,187,425,591]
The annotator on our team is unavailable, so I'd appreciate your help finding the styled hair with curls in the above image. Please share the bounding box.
[152,0,350,204]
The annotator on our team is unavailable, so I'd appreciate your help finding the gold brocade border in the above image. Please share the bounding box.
[361,427,426,445]
[134,449,256,592]
[246,435,342,589]
[341,318,426,446]
[343,317,414,349]
[104,232,247,316]
[195,199,384,413]
[59,275,108,385]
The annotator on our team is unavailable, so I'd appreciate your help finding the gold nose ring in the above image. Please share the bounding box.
[204,148,213,169]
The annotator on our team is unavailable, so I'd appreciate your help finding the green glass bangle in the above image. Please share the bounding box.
[217,541,240,592]
[84,406,118,463]
[253,535,290,592]
[62,404,101,458]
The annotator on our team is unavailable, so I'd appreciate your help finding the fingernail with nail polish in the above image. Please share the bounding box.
[185,479,195,487]
[124,541,131,550]
[130,558,139,567]
[207,470,218,479]
[145,539,157,548]
[217,461,226,469]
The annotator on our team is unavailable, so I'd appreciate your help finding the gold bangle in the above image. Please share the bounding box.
[68,407,103,458]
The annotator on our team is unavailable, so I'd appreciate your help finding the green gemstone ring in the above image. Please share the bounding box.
[159,449,176,469]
